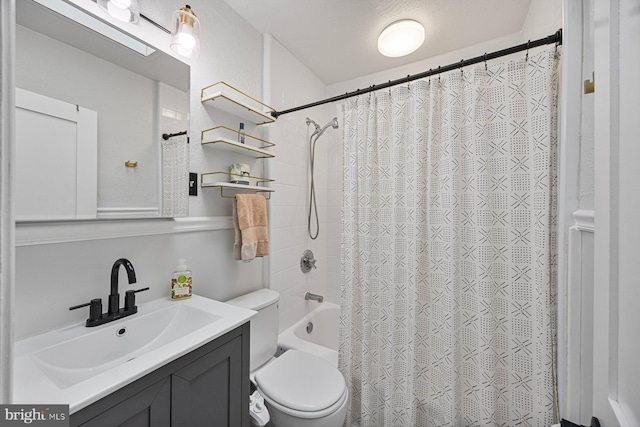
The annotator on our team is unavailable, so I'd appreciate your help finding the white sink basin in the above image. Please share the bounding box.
[32,304,222,389]
[14,295,255,413]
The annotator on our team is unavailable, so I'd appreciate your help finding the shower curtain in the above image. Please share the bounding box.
[338,48,559,427]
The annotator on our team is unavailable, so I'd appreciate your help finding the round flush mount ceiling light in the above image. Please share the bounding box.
[377,19,425,58]
[97,0,139,23]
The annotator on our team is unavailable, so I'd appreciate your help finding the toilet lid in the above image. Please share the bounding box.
[254,350,346,413]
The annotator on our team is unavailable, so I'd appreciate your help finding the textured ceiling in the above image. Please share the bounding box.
[222,0,532,84]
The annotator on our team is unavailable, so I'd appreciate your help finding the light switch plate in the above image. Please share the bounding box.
[189,172,197,196]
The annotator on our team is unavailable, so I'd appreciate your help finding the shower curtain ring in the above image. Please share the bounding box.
[460,59,464,75]
[407,75,411,89]
[526,40,530,61]
[484,53,488,71]
[438,66,441,81]
[388,80,392,95]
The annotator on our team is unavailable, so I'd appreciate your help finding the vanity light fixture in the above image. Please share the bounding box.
[170,5,201,59]
[377,19,425,58]
[97,0,140,23]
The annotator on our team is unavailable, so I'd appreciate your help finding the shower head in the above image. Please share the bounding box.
[312,117,339,139]
[306,117,321,132]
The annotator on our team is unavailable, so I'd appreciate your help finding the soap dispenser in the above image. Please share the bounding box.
[171,259,192,300]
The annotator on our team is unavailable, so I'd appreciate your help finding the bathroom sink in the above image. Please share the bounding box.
[32,303,222,389]
[14,295,256,413]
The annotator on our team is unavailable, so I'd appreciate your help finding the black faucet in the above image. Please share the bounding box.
[70,258,149,327]
[109,258,137,315]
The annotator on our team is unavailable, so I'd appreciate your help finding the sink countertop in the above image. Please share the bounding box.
[13,295,256,413]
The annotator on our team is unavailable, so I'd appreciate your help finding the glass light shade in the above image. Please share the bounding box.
[377,20,425,58]
[170,6,201,59]
[97,0,139,23]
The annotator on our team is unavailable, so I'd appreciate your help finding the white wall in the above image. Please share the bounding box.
[15,227,263,338]
[267,37,336,332]
[521,0,563,42]
[14,0,271,339]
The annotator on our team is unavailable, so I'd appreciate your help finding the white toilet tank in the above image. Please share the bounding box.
[226,289,280,371]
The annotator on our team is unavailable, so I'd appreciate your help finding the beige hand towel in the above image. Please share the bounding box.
[233,194,269,262]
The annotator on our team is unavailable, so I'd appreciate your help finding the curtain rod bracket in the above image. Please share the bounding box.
[162,130,189,143]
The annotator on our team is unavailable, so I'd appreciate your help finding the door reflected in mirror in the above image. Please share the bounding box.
[15,0,190,221]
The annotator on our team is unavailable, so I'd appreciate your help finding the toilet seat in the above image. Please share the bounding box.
[254,350,347,419]
[259,386,347,419]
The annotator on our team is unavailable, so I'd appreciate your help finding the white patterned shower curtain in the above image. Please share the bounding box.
[338,48,559,427]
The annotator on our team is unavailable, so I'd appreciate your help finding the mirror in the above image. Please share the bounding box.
[15,0,190,221]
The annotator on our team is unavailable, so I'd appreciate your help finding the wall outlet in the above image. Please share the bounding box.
[189,172,198,196]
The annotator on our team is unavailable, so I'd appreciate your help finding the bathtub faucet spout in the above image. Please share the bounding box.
[304,292,324,303]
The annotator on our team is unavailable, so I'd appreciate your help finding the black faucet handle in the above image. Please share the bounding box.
[70,298,102,323]
[124,287,149,312]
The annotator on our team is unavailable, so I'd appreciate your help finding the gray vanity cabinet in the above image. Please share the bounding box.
[71,323,250,427]
[171,334,245,426]
[74,378,171,427]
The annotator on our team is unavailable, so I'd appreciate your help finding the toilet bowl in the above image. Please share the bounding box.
[254,349,348,427]
[226,289,348,427]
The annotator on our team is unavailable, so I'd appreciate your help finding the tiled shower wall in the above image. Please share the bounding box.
[268,38,338,332]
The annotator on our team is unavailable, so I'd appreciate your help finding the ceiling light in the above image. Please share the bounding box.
[378,20,425,58]
[170,5,201,59]
[97,0,140,23]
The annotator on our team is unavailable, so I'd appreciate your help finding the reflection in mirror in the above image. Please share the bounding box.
[15,0,190,221]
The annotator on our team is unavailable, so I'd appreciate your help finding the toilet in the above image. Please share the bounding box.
[226,289,348,427]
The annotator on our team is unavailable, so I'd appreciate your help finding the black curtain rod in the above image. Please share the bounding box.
[271,28,562,119]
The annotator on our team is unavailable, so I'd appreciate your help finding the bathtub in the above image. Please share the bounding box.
[278,302,340,367]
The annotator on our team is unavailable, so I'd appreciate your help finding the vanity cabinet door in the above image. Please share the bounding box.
[171,335,247,427]
[70,323,250,427]
[77,377,170,427]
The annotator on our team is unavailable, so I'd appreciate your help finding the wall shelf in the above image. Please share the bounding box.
[201,172,274,199]
[199,83,275,200]
[201,126,275,159]
[201,82,275,125]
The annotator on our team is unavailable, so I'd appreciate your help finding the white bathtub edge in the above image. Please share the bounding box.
[277,302,340,367]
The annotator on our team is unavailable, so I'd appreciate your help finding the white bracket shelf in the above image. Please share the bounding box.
[201,172,274,199]
[201,81,276,125]
[201,126,275,158]
[202,138,275,158]
[201,182,274,199]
